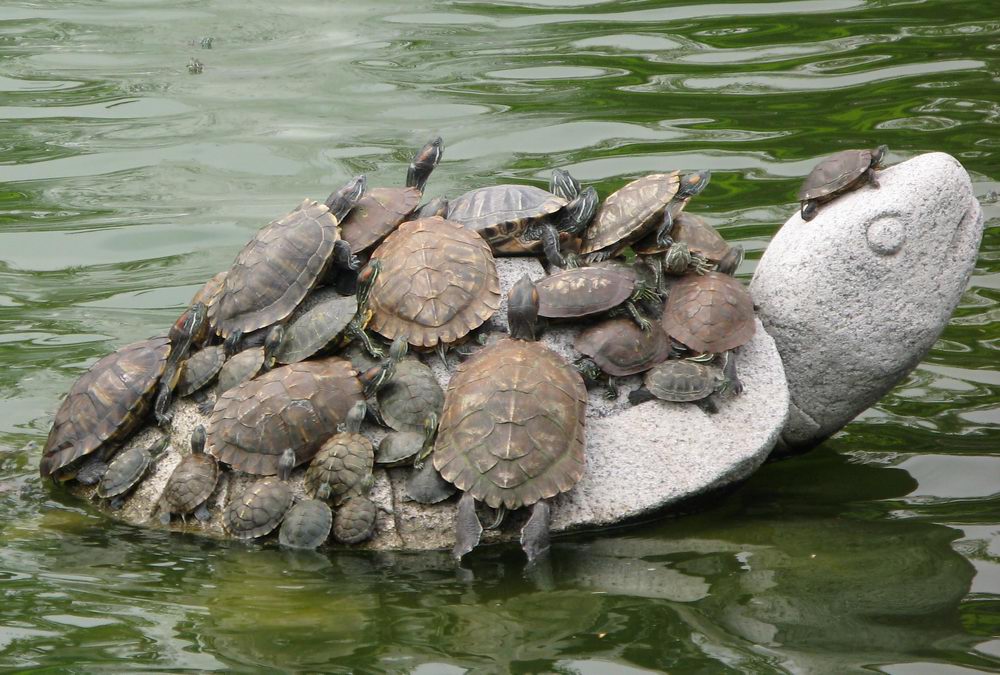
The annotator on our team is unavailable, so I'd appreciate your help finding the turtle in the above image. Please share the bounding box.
[574,317,675,398]
[446,169,599,268]
[278,483,334,550]
[373,358,444,433]
[367,216,501,362]
[209,175,366,341]
[581,170,711,262]
[212,324,285,400]
[376,412,438,467]
[798,145,887,221]
[158,425,220,525]
[304,400,373,503]
[273,260,383,365]
[412,196,449,219]
[628,354,739,413]
[533,266,659,332]
[338,137,443,255]
[224,450,296,541]
[96,436,169,509]
[39,303,206,479]
[332,481,378,545]
[74,458,109,486]
[660,271,755,355]
[433,275,587,562]
[176,344,227,399]
[404,457,457,505]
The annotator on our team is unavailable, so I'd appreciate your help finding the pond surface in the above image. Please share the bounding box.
[1,0,998,671]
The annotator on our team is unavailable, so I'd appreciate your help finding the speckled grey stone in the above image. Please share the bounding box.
[751,152,984,452]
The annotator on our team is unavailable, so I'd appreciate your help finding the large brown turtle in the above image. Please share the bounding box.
[39,304,206,479]
[798,145,886,221]
[433,275,587,563]
[210,175,365,340]
[574,317,674,398]
[367,216,501,362]
[660,271,755,355]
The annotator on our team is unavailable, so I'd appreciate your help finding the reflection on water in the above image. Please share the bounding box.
[1,0,998,670]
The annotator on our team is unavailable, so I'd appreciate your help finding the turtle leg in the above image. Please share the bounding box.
[696,396,720,415]
[153,379,176,428]
[348,323,385,360]
[560,186,598,235]
[453,492,484,561]
[723,350,744,395]
[110,495,126,510]
[654,209,674,249]
[645,256,668,296]
[583,249,612,264]
[691,252,713,275]
[801,200,819,221]
[625,300,652,332]
[540,223,566,269]
[603,376,619,400]
[332,238,362,273]
[436,342,450,369]
[484,505,507,530]
[866,167,880,189]
[520,500,552,564]
[196,397,216,416]
[194,503,211,522]
[628,387,657,406]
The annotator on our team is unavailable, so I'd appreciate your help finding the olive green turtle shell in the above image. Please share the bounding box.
[332,495,378,544]
[798,148,876,201]
[177,345,226,397]
[375,359,443,433]
[273,291,359,365]
[162,451,219,515]
[581,172,680,254]
[645,359,725,402]
[224,477,293,540]
[304,431,374,504]
[433,338,586,511]
[446,185,566,254]
[279,498,333,549]
[97,444,153,499]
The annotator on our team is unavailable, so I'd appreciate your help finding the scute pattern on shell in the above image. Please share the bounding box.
[304,432,374,503]
[661,272,755,354]
[575,318,673,376]
[433,339,586,510]
[274,293,358,365]
[798,148,873,200]
[375,359,443,432]
[581,172,680,254]
[162,453,219,514]
[97,446,151,499]
[339,187,422,253]
[535,267,634,318]
[279,499,333,549]
[446,185,565,251]
[224,477,293,540]
[332,495,378,544]
[645,360,723,402]
[207,358,364,475]
[211,199,341,338]
[368,217,500,348]
[40,336,170,477]
[177,345,226,397]
[669,213,731,261]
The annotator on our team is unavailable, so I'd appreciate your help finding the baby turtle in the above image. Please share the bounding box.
[338,137,443,255]
[575,317,674,398]
[660,271,755,355]
[279,483,334,550]
[97,437,169,509]
[374,358,444,433]
[628,355,738,413]
[159,426,220,525]
[304,401,373,503]
[332,481,378,545]
[799,145,887,221]
[534,266,659,331]
[176,344,227,399]
[433,275,587,563]
[224,452,296,541]
[210,176,365,340]
[376,412,438,467]
[403,413,456,504]
[368,216,501,361]
[211,325,285,401]
[40,304,205,479]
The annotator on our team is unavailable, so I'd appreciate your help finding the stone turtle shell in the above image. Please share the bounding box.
[446,185,566,254]
[332,495,378,544]
[304,431,374,503]
[177,345,226,397]
[339,186,422,254]
[535,267,635,318]
[375,359,443,433]
[40,336,170,478]
[210,199,342,339]
[207,358,364,475]
[645,359,724,402]
[224,477,293,540]
[661,272,755,354]
[368,217,500,348]
[433,338,586,511]
[97,445,152,499]
[798,148,875,201]
[162,452,219,514]
[575,318,673,376]
[279,498,333,549]
[581,172,680,254]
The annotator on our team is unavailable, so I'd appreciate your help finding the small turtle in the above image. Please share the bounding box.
[213,324,285,400]
[224,450,296,541]
[628,354,738,413]
[574,317,674,398]
[404,458,457,505]
[374,358,444,433]
[433,275,587,562]
[210,175,365,340]
[446,170,599,268]
[304,401,373,503]
[97,437,169,509]
[376,412,438,467]
[581,170,710,262]
[338,137,443,255]
[332,480,378,545]
[274,260,383,365]
[40,303,205,479]
[368,216,501,361]
[533,266,659,331]
[279,483,334,550]
[660,272,755,355]
[799,145,887,221]
[159,426,220,525]
[177,344,227,399]
[74,458,109,486]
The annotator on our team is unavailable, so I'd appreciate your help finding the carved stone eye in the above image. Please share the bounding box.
[866,214,906,256]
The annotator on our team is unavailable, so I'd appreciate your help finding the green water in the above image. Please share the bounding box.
[1,0,997,671]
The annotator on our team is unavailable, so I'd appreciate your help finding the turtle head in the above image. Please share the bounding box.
[677,170,711,199]
[277,448,296,481]
[355,259,382,309]
[339,400,367,434]
[716,245,744,277]
[872,144,888,167]
[171,302,208,352]
[190,425,206,454]
[223,330,243,358]
[325,175,367,222]
[316,482,332,502]
[508,275,540,342]
[574,357,602,384]
[549,168,581,201]
[406,137,444,192]
[562,186,598,235]
[262,324,285,370]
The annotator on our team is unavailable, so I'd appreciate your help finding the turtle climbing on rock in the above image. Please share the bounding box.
[279,483,334,550]
[158,425,220,525]
[628,354,739,413]
[533,265,660,332]
[574,317,675,398]
[224,449,296,541]
[660,271,755,356]
[332,479,379,545]
[798,145,887,221]
[304,401,374,504]
[96,436,169,510]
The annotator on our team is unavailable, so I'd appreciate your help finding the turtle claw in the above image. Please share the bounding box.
[197,399,216,416]
[452,492,483,561]
[520,501,551,564]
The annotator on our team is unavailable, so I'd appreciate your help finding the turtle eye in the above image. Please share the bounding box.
[865,214,906,256]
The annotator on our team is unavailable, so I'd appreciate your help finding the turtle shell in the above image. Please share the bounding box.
[404,461,457,504]
[273,291,358,365]
[433,338,586,510]
[332,494,378,544]
[224,477,293,540]
[368,217,500,348]
[339,186,422,254]
[645,359,724,402]
[446,185,566,255]
[97,443,155,499]
[162,451,219,515]
[635,212,730,261]
[375,431,423,467]
[798,148,876,201]
[375,359,443,433]
[177,345,226,397]
[214,346,265,397]
[210,199,343,339]
[304,432,374,503]
[279,498,333,549]
[207,358,364,475]
[575,318,673,376]
[535,267,635,318]
[40,336,171,478]
[661,272,755,354]
[581,172,680,255]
